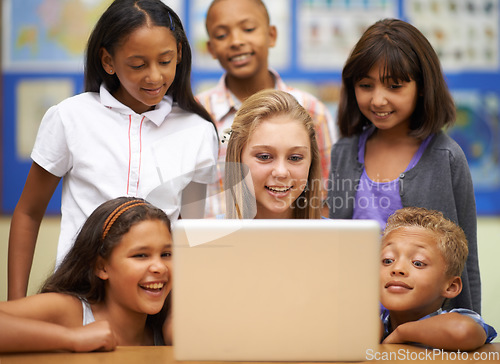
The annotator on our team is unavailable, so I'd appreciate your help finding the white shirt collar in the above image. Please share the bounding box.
[99,84,173,126]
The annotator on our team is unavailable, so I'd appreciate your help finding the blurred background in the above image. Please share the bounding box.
[0,0,499,341]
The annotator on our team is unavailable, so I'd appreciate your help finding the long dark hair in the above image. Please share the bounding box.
[337,18,455,139]
[40,196,172,341]
[84,0,214,124]
[40,197,171,301]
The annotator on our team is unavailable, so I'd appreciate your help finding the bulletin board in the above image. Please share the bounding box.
[2,0,500,215]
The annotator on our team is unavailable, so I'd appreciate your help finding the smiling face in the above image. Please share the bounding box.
[101,25,181,114]
[380,226,461,323]
[205,0,276,81]
[97,219,172,316]
[240,115,311,219]
[354,61,419,135]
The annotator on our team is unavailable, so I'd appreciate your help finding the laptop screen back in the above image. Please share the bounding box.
[172,219,381,361]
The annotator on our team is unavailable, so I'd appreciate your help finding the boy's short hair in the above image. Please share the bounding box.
[383,207,468,277]
[206,0,270,27]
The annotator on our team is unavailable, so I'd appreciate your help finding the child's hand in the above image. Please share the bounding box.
[69,320,116,352]
[382,326,404,344]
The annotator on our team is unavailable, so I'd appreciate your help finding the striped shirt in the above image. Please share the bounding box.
[381,307,497,344]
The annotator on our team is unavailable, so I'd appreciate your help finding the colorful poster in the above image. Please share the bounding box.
[297,0,397,71]
[406,0,499,71]
[2,0,113,72]
[449,91,500,189]
[16,79,74,159]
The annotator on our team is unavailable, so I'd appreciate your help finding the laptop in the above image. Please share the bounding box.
[172,219,381,362]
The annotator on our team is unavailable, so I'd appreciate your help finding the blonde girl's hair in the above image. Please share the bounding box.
[224,89,322,219]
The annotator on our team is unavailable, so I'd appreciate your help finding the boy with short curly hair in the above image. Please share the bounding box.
[380,207,496,350]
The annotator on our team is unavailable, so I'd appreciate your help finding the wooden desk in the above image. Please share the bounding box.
[0,344,499,364]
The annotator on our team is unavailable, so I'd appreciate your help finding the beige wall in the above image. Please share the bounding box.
[0,217,60,298]
[1,216,499,342]
[476,217,500,342]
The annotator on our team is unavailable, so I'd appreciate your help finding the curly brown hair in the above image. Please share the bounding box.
[383,207,468,277]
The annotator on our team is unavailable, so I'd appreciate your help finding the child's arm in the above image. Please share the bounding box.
[0,312,116,353]
[383,312,487,351]
[8,162,61,300]
[0,293,116,353]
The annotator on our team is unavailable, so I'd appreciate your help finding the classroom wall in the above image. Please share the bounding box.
[3,1,500,215]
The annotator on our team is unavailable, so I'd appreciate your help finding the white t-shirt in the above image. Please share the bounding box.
[32,85,218,266]
[81,299,95,326]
